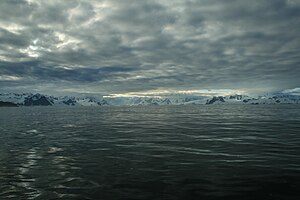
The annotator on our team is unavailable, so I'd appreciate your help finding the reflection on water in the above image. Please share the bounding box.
[0,105,300,199]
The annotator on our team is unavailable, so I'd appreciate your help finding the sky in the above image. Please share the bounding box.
[0,0,299,97]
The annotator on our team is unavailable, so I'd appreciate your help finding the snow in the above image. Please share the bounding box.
[0,93,299,106]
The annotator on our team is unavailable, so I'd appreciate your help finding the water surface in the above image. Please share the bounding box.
[0,105,299,199]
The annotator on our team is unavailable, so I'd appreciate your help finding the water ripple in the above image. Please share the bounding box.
[0,105,299,199]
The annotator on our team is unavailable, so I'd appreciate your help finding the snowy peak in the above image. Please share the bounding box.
[0,93,109,106]
[24,94,53,106]
[0,93,299,106]
[228,94,249,100]
[204,94,300,105]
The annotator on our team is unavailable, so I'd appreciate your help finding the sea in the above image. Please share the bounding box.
[0,105,299,200]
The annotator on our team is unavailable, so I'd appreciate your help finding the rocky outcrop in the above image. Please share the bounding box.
[63,99,77,106]
[24,94,52,106]
[206,96,225,104]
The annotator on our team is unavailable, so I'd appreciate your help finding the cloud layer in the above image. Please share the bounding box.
[0,0,299,95]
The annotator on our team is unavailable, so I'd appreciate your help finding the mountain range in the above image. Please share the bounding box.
[0,93,299,107]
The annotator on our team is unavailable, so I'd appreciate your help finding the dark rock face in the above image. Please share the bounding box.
[63,99,77,106]
[206,96,225,104]
[0,101,18,107]
[97,99,109,106]
[24,95,52,106]
[162,98,171,105]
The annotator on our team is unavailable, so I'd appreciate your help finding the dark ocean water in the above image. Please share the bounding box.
[0,105,299,200]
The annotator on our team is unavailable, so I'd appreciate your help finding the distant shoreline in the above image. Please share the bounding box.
[0,101,18,107]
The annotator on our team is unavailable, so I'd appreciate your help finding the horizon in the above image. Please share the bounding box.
[1,88,299,99]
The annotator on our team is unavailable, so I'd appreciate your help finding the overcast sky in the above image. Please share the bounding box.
[0,0,299,96]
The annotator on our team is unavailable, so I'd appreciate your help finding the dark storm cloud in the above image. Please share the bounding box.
[0,60,135,82]
[0,0,299,95]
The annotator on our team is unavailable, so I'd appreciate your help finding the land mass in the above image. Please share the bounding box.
[0,101,18,107]
[0,93,299,107]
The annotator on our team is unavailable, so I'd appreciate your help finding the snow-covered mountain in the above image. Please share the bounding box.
[0,93,109,106]
[0,93,299,106]
[204,94,300,105]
